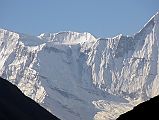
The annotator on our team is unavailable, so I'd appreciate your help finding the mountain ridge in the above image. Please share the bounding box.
[0,12,159,120]
[1,11,158,41]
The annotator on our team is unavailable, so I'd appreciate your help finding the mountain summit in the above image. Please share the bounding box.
[0,12,159,120]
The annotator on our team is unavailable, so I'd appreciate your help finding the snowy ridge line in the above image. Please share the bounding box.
[134,11,159,36]
[0,11,159,120]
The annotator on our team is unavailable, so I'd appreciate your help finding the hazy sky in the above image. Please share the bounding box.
[0,0,158,38]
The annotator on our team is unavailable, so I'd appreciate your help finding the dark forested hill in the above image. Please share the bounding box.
[0,77,60,120]
[117,95,159,120]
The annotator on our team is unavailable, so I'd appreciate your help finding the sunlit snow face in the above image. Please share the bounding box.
[0,12,159,120]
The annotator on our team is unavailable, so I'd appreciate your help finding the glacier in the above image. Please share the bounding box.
[0,12,158,120]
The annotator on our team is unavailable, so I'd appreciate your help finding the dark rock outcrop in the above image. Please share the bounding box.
[0,77,60,120]
[117,95,159,120]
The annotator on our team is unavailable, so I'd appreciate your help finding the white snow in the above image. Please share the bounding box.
[38,31,97,45]
[0,12,159,120]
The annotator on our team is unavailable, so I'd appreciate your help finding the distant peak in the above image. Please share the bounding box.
[0,28,19,38]
[134,11,159,36]
[0,28,13,33]
[38,31,94,38]
[38,31,97,44]
[154,11,159,22]
[112,34,123,39]
[144,11,159,27]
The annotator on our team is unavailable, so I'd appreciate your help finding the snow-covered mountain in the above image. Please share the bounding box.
[0,12,158,120]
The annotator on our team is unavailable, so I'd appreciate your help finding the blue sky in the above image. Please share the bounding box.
[0,0,158,38]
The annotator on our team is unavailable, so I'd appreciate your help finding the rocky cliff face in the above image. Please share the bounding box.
[0,12,158,120]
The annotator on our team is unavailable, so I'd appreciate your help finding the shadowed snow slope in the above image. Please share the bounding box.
[0,12,159,120]
[0,77,60,120]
